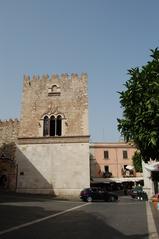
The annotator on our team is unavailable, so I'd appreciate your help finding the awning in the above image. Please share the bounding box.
[92,177,143,183]
[145,162,159,172]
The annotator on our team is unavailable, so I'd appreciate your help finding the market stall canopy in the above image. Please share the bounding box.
[92,177,143,183]
[145,162,159,172]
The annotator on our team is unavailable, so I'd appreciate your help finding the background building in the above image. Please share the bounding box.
[90,142,143,184]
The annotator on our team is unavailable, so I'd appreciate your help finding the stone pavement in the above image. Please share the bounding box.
[1,191,159,238]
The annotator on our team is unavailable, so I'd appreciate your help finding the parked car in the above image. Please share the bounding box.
[80,187,118,202]
[129,188,148,201]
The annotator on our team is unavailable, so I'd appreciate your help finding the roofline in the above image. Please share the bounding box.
[89,141,135,148]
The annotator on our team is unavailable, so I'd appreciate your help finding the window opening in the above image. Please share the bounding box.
[123,150,128,159]
[50,116,56,136]
[104,166,109,172]
[43,116,49,136]
[104,150,109,159]
[43,115,62,136]
[56,115,62,136]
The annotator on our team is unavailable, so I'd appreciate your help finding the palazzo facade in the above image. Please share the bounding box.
[16,73,90,198]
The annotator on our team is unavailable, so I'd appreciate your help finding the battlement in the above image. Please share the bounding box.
[0,119,20,147]
[23,73,88,85]
[0,119,19,127]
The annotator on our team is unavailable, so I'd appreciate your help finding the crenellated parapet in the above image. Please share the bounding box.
[23,73,88,86]
[0,119,19,127]
[0,119,20,146]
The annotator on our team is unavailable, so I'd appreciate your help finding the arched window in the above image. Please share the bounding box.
[43,115,62,136]
[56,115,62,136]
[50,116,55,136]
[52,85,57,92]
[43,116,49,136]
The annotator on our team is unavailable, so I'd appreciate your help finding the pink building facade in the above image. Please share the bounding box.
[90,142,143,182]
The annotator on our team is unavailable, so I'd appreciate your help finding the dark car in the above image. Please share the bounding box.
[80,187,118,202]
[129,188,148,201]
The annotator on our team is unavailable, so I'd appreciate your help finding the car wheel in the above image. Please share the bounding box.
[87,196,92,202]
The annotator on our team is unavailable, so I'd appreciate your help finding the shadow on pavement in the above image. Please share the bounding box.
[0,191,59,203]
[0,195,149,239]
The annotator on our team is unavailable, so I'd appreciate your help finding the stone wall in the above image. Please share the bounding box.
[0,119,20,190]
[0,119,20,162]
[16,141,90,197]
[0,119,19,147]
[17,73,90,198]
[19,73,89,137]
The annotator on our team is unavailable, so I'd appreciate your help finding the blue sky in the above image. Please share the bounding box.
[0,0,159,142]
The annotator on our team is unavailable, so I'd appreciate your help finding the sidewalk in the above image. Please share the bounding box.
[150,201,159,235]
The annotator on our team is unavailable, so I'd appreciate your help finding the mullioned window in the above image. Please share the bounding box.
[43,115,62,136]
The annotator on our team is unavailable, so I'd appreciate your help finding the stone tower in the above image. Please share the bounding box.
[16,73,90,198]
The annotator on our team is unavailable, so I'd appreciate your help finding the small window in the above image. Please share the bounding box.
[104,150,109,159]
[48,84,61,96]
[123,150,128,159]
[52,85,57,92]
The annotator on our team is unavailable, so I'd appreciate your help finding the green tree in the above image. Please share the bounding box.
[118,48,159,163]
[132,151,142,172]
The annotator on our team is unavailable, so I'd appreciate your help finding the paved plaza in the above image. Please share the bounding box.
[0,192,159,239]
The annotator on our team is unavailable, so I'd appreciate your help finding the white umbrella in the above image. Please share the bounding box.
[126,165,134,170]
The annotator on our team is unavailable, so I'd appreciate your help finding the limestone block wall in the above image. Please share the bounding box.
[0,119,19,161]
[0,119,19,147]
[0,119,19,190]
[19,73,88,138]
[17,72,90,197]
[16,142,90,197]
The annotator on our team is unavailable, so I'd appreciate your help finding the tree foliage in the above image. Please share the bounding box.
[118,48,159,163]
[132,151,142,172]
